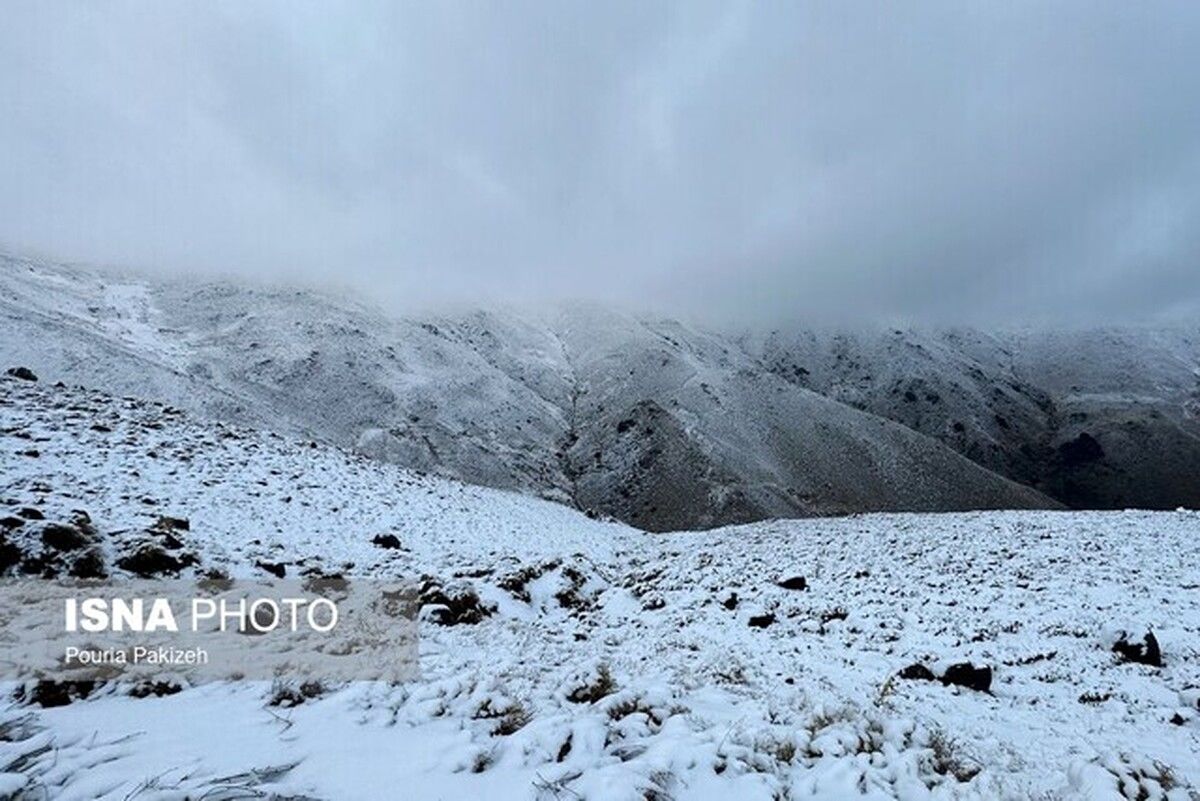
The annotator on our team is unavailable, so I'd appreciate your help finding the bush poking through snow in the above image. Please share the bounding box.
[566,662,617,704]
[926,728,982,783]
[1067,752,1196,801]
[418,577,495,625]
[268,680,326,708]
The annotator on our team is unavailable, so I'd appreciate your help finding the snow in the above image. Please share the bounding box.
[1,375,1198,799]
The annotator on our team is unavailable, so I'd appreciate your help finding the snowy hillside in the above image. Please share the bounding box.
[2,372,1199,799]
[747,325,1200,513]
[0,254,1059,530]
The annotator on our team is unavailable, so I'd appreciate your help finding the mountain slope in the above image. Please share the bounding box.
[1,375,1197,799]
[0,254,1057,529]
[746,325,1200,511]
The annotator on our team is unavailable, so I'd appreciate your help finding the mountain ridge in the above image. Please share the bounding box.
[5,252,1197,528]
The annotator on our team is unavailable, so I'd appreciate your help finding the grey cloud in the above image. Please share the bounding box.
[2,1,1199,325]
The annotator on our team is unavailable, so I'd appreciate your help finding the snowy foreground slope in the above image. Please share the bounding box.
[2,374,1199,800]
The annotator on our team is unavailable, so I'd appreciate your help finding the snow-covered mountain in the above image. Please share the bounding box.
[747,325,1200,511]
[3,252,1197,529]
[0,254,1058,530]
[3,373,1198,800]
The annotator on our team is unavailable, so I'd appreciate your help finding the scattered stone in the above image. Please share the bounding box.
[1112,630,1162,667]
[16,508,44,521]
[19,553,57,578]
[255,560,287,579]
[153,515,190,531]
[777,576,807,591]
[129,681,182,699]
[0,516,24,530]
[6,367,38,382]
[40,523,92,551]
[1078,690,1112,704]
[898,663,937,681]
[940,662,993,693]
[642,594,666,611]
[0,536,22,572]
[372,533,402,549]
[153,530,186,550]
[722,592,739,610]
[23,680,96,708]
[69,549,108,579]
[117,544,197,577]
[748,613,776,629]
[69,510,96,535]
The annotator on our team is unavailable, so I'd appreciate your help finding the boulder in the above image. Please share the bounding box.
[40,523,92,551]
[1112,630,1162,667]
[940,662,993,692]
[117,544,197,577]
[372,533,402,549]
[5,367,38,382]
[898,663,937,681]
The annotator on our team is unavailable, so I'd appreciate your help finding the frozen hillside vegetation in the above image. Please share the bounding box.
[6,253,1198,530]
[1,375,1198,799]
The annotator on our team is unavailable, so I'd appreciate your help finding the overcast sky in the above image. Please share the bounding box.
[2,2,1199,325]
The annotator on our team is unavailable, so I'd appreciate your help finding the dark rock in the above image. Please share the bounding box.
[940,662,993,692]
[642,595,666,611]
[255,560,287,578]
[40,523,91,551]
[24,680,96,708]
[722,592,739,610]
[777,576,807,591]
[0,516,24,530]
[69,549,108,579]
[1112,630,1162,667]
[0,536,22,572]
[898,663,937,681]
[19,553,56,577]
[6,367,38,382]
[117,544,197,577]
[153,531,186,550]
[69,510,96,536]
[17,508,44,521]
[748,613,776,629]
[129,681,182,699]
[153,515,190,531]
[372,533,402,549]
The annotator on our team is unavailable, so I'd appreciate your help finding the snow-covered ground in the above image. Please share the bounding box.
[1,373,1199,800]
